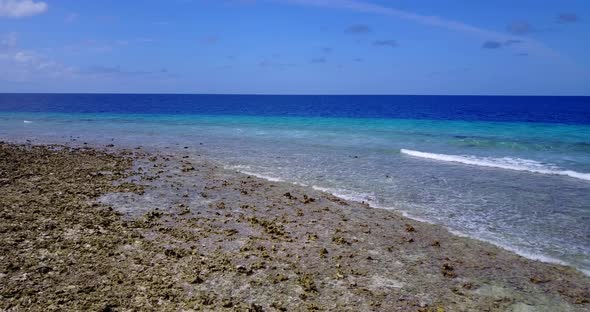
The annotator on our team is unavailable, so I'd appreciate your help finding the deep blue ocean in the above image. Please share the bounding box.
[1,93,590,124]
[1,94,589,275]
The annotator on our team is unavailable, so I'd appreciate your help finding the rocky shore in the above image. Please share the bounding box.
[0,142,588,311]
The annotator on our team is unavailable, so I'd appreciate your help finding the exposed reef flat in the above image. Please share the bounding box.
[0,142,588,311]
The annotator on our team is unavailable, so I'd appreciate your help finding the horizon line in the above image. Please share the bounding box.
[0,92,588,97]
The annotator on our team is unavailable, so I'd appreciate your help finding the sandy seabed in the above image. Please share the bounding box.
[0,141,588,311]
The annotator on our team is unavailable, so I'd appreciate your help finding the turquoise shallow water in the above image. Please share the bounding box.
[1,111,590,274]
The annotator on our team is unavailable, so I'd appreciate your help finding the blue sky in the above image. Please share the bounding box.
[0,0,589,95]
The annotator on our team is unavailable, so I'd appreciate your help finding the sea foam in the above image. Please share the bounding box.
[401,149,590,181]
[224,161,589,276]
[223,165,285,182]
[311,186,376,203]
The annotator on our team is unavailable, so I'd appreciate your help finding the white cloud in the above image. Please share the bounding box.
[0,0,48,18]
[0,50,76,83]
[13,50,36,62]
[279,0,496,37]
[275,0,559,58]
[0,36,76,83]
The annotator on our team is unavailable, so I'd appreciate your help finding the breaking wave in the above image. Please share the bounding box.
[401,149,590,181]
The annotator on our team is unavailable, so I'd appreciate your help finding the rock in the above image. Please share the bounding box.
[303,195,315,204]
[332,235,350,245]
[297,273,317,292]
[529,276,550,284]
[272,301,287,311]
[442,263,457,278]
[191,276,204,284]
[221,299,234,308]
[274,273,289,283]
[36,266,53,274]
[236,265,253,275]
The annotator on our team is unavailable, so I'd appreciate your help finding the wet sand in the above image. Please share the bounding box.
[0,142,588,311]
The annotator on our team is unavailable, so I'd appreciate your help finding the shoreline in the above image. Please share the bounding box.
[1,141,589,311]
[226,161,590,277]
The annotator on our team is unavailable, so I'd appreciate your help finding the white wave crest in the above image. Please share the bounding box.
[23,120,33,124]
[311,186,376,203]
[241,171,284,182]
[223,164,251,170]
[223,165,284,182]
[401,149,590,181]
